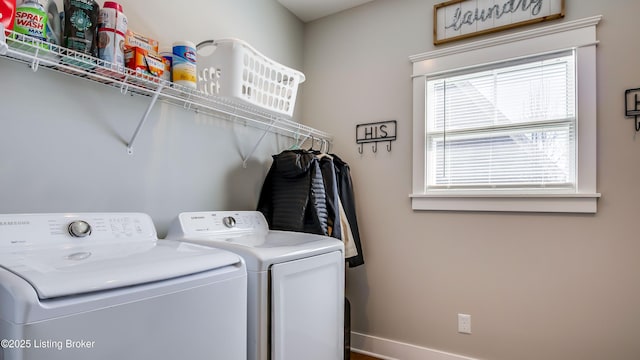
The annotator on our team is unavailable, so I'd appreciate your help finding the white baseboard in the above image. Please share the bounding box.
[350,332,480,360]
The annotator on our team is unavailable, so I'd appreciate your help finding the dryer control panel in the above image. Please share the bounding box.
[167,211,269,238]
[0,213,157,247]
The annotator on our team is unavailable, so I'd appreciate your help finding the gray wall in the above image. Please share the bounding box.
[0,0,304,236]
[303,0,640,359]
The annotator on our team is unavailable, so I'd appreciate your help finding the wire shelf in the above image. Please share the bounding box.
[0,30,332,155]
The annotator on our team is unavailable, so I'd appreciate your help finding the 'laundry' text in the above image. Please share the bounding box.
[445,0,544,32]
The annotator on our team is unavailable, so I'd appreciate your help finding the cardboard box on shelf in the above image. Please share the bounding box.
[124,30,158,54]
[125,47,164,78]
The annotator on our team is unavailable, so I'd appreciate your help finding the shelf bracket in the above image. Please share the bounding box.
[30,47,40,72]
[241,121,275,168]
[183,91,193,111]
[126,83,165,155]
[120,75,130,95]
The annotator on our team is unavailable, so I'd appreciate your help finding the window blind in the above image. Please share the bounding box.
[425,50,576,191]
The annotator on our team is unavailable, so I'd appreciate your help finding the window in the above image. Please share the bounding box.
[427,51,576,192]
[410,16,601,213]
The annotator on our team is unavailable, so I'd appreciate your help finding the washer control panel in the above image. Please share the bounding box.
[0,213,157,247]
[171,211,269,237]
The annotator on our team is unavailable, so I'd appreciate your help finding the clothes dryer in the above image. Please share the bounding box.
[0,213,247,360]
[166,211,344,360]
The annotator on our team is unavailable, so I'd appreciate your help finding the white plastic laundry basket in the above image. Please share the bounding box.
[196,38,305,117]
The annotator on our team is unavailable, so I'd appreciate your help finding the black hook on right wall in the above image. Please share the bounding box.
[624,88,640,132]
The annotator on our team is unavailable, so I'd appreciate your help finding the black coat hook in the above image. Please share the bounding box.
[624,88,640,132]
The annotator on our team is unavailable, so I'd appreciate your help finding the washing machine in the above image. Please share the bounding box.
[166,211,345,360]
[0,212,247,360]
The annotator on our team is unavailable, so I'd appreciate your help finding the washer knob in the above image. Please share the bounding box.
[222,216,236,228]
[68,220,92,238]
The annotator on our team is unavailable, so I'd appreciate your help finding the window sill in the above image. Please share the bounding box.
[410,193,601,213]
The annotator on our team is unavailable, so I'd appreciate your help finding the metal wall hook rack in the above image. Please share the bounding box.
[1,30,333,159]
[625,88,640,132]
[356,120,397,155]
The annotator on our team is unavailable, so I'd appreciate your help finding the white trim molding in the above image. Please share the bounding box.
[410,16,602,213]
[410,193,601,213]
[351,332,480,360]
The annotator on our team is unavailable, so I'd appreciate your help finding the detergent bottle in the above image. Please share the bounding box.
[1,0,16,35]
[13,0,60,48]
[63,0,99,55]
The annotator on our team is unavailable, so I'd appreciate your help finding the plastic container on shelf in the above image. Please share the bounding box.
[63,0,99,56]
[13,0,61,49]
[97,1,127,67]
[159,47,172,82]
[1,0,16,35]
[196,38,305,117]
[172,40,196,88]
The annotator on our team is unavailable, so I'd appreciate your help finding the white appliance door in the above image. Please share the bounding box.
[271,251,344,360]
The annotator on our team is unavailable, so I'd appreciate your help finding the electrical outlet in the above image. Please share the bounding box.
[458,313,471,334]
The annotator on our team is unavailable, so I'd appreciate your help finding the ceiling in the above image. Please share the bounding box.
[277,0,375,22]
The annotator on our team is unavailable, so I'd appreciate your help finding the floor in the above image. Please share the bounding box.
[351,352,381,360]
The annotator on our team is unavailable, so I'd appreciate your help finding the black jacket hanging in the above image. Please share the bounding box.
[316,153,342,240]
[331,154,365,267]
[257,150,329,236]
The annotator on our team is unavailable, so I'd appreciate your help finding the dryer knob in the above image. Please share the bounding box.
[68,220,92,238]
[223,216,236,228]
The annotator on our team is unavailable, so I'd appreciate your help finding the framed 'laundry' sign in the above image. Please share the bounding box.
[433,0,565,45]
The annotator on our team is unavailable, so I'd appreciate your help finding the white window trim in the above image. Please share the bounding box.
[410,16,602,213]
